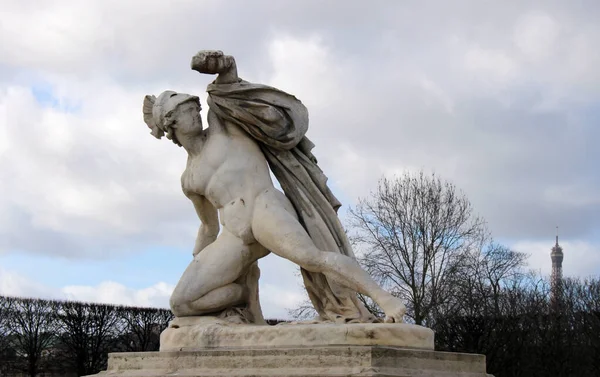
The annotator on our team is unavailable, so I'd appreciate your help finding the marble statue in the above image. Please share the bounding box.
[86,50,493,377]
[85,50,495,377]
[142,50,406,325]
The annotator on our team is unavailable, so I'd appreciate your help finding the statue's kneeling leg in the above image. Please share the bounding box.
[169,229,262,317]
[171,283,246,317]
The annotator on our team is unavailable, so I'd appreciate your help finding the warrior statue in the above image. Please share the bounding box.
[142,50,406,324]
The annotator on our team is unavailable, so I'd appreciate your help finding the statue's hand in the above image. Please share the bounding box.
[191,50,233,75]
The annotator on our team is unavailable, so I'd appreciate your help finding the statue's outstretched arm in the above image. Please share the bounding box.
[189,194,220,256]
[191,50,239,84]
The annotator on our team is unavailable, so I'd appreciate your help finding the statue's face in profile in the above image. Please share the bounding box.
[169,100,202,134]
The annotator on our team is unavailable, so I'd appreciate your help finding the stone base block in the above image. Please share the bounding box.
[159,317,435,351]
[86,346,492,377]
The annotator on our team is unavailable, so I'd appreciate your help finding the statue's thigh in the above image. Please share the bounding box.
[172,230,255,303]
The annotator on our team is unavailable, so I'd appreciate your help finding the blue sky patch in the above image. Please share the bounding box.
[0,246,187,290]
[30,82,81,113]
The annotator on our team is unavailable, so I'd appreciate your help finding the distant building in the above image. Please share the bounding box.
[550,228,564,304]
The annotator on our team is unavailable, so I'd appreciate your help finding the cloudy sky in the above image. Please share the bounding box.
[0,0,598,319]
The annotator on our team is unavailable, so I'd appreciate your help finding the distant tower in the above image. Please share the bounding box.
[550,227,564,300]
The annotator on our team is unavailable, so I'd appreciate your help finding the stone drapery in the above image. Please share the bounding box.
[206,80,373,323]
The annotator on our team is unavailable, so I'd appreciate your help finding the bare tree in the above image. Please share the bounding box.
[447,243,527,317]
[8,297,60,377]
[0,296,16,375]
[116,306,173,352]
[286,300,318,322]
[56,300,120,376]
[348,170,487,325]
[0,295,12,347]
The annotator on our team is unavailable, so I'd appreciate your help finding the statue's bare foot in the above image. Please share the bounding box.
[379,295,406,323]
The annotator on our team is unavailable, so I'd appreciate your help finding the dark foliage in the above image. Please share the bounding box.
[434,277,600,377]
[290,170,600,377]
[0,296,173,376]
[349,171,489,325]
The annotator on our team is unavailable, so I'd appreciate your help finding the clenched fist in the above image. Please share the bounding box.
[191,50,234,74]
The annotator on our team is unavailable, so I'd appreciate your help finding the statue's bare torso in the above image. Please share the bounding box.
[181,111,293,245]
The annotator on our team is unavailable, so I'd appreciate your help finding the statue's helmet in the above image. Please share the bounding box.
[142,91,200,140]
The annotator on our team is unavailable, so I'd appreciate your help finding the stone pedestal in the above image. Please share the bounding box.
[88,346,491,376]
[159,317,435,351]
[85,317,492,377]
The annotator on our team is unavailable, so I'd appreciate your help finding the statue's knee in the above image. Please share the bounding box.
[169,295,186,316]
[169,288,199,316]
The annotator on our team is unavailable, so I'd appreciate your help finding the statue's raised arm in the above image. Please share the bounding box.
[191,50,240,84]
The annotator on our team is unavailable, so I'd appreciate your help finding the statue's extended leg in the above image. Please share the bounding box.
[251,189,406,323]
[170,229,266,318]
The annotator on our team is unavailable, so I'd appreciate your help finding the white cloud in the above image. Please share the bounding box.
[259,282,306,320]
[62,281,173,308]
[0,267,173,308]
[0,0,211,78]
[257,254,307,319]
[0,0,599,308]
[464,47,519,87]
[266,34,350,111]
[0,80,198,255]
[2,1,598,253]
[514,12,560,62]
[0,268,56,299]
[0,260,305,318]
[419,76,455,114]
[543,184,600,208]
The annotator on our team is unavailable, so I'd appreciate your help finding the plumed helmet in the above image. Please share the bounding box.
[142,91,201,140]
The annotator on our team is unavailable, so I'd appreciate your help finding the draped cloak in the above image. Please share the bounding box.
[206,79,374,323]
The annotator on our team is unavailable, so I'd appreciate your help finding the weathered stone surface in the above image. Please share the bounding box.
[159,317,434,351]
[85,346,492,377]
[84,49,494,377]
[142,50,407,325]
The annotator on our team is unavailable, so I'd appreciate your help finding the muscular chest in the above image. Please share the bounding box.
[181,145,242,207]
[181,159,214,197]
[180,127,271,206]
[180,131,229,197]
